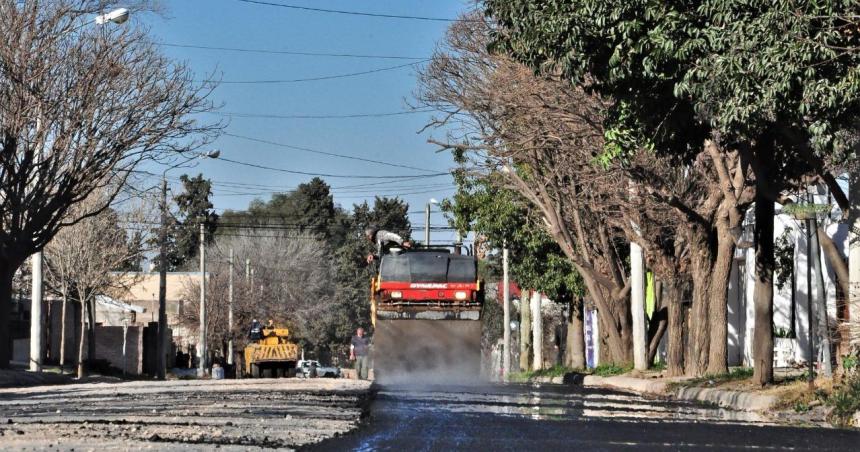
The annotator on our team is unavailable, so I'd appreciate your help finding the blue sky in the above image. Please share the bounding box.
[141,0,470,240]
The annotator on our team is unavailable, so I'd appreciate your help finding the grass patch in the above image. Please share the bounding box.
[508,365,583,382]
[684,367,753,387]
[592,363,633,377]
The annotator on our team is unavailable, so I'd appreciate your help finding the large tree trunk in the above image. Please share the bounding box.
[86,297,96,363]
[565,297,585,369]
[664,279,685,377]
[753,195,775,386]
[707,213,735,375]
[59,292,68,373]
[577,270,627,364]
[817,227,850,297]
[77,300,87,378]
[0,260,16,369]
[686,230,712,376]
[519,289,532,372]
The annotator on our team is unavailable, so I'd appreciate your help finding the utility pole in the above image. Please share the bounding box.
[531,290,543,370]
[425,198,439,246]
[29,115,43,373]
[809,188,832,378]
[850,170,860,350]
[29,251,43,372]
[502,245,511,381]
[227,248,234,366]
[156,178,168,380]
[198,221,207,377]
[631,240,647,371]
[806,213,816,390]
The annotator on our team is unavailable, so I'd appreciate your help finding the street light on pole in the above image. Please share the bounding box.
[29,7,131,374]
[157,150,219,380]
[425,198,439,246]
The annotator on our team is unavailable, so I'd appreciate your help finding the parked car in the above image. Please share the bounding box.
[297,359,340,378]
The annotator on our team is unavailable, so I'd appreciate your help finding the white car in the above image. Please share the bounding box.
[297,360,340,378]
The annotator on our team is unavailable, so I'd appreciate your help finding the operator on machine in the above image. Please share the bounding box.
[365,225,412,264]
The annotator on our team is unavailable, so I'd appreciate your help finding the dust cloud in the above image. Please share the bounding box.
[371,320,484,386]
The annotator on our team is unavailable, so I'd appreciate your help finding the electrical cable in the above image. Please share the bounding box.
[235,0,467,22]
[211,154,449,179]
[199,60,427,84]
[157,42,426,60]
[213,109,433,120]
[223,132,437,173]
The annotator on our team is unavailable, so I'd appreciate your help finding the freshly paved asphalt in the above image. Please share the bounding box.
[309,383,860,451]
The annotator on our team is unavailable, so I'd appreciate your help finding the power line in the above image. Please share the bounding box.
[214,109,433,120]
[223,132,436,173]
[211,154,449,179]
[200,60,426,84]
[157,42,426,60]
[235,0,465,22]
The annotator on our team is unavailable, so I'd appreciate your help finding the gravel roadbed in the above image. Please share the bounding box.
[0,378,372,451]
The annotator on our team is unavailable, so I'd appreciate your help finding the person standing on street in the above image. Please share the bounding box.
[350,327,371,380]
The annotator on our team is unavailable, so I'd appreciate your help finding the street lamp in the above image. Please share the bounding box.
[425,198,439,247]
[156,150,220,380]
[95,8,130,25]
[28,7,131,374]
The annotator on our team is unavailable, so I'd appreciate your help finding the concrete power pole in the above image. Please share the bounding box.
[198,222,207,377]
[29,252,43,372]
[227,248,234,366]
[502,246,511,381]
[850,171,859,350]
[631,240,647,371]
[809,188,832,377]
[156,178,168,380]
[531,291,543,370]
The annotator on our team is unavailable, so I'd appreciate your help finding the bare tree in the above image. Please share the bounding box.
[0,1,219,367]
[43,188,153,377]
[178,231,338,364]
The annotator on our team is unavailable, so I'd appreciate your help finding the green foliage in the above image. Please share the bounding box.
[683,367,755,387]
[328,197,411,345]
[773,229,795,292]
[486,0,860,166]
[843,355,859,373]
[509,365,580,382]
[221,177,348,245]
[828,374,860,427]
[443,168,583,302]
[154,173,219,271]
[592,363,633,377]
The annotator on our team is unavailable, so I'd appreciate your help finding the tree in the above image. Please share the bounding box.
[442,170,586,369]
[327,197,412,355]
[161,174,219,270]
[180,232,336,362]
[0,1,217,367]
[485,0,859,384]
[44,189,151,377]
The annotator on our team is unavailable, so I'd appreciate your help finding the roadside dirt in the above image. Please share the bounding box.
[0,378,372,451]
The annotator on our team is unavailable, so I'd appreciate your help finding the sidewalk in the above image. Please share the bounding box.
[582,373,778,411]
[0,368,73,388]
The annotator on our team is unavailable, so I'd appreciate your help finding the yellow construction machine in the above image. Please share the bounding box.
[244,325,300,378]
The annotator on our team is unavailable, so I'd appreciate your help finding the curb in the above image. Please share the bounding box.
[581,374,777,412]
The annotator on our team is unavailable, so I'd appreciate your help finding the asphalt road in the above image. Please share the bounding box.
[310,383,860,451]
